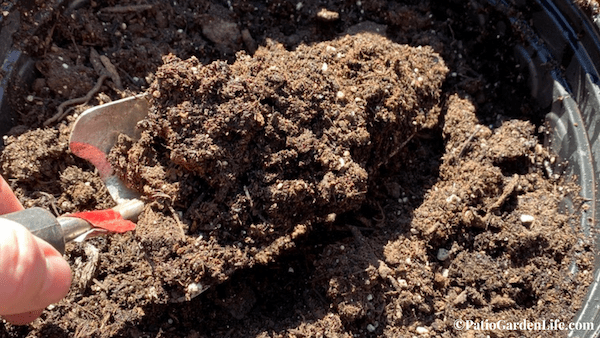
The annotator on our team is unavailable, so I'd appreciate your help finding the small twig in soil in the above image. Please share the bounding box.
[74,301,99,320]
[488,173,519,213]
[89,48,105,75]
[373,202,386,225]
[374,132,416,170]
[70,31,80,56]
[44,48,124,126]
[151,192,173,201]
[167,204,186,240]
[35,191,59,216]
[243,185,254,208]
[74,322,98,338]
[423,222,439,236]
[73,304,99,338]
[92,278,109,292]
[99,54,123,91]
[118,66,141,90]
[100,4,154,13]
[98,312,110,333]
[152,192,185,239]
[448,22,456,40]
[455,125,482,160]
[142,250,156,273]
[43,74,107,126]
[333,224,374,232]
[90,48,122,92]
[42,22,57,57]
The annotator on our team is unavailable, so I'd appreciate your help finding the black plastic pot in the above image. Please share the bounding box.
[480,1,600,337]
[1,0,600,336]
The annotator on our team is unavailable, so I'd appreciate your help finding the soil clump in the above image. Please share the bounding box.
[107,33,448,289]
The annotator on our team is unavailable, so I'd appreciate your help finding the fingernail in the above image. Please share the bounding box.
[2,309,43,325]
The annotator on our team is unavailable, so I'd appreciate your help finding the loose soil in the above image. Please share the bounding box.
[575,0,600,15]
[0,1,595,338]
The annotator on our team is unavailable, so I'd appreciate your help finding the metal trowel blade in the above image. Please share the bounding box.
[69,94,149,204]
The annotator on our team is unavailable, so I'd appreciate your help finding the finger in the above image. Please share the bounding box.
[0,220,44,314]
[35,236,72,306]
[0,175,23,214]
[0,220,71,317]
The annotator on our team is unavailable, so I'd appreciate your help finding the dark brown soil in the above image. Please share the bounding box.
[575,0,600,15]
[107,33,447,287]
[0,0,595,337]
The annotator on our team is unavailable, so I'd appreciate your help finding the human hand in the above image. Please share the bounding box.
[0,176,72,325]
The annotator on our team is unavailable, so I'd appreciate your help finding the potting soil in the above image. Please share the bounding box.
[0,1,594,337]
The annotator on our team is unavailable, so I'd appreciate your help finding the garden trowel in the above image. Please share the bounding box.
[1,95,149,254]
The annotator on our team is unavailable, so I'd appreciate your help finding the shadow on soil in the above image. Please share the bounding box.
[108,130,445,337]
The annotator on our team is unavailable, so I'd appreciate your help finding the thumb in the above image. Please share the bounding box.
[0,219,72,321]
[0,175,23,214]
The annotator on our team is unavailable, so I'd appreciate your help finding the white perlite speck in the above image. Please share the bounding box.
[416,326,429,334]
[520,214,535,225]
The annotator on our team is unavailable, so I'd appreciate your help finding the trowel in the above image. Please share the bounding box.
[1,95,149,254]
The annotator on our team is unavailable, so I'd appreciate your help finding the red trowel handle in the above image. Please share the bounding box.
[1,208,92,255]
[0,200,141,255]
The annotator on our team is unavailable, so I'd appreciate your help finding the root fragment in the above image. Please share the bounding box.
[452,125,482,161]
[99,55,123,90]
[167,204,186,240]
[44,74,107,126]
[488,174,519,213]
[100,4,154,13]
[44,48,122,126]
